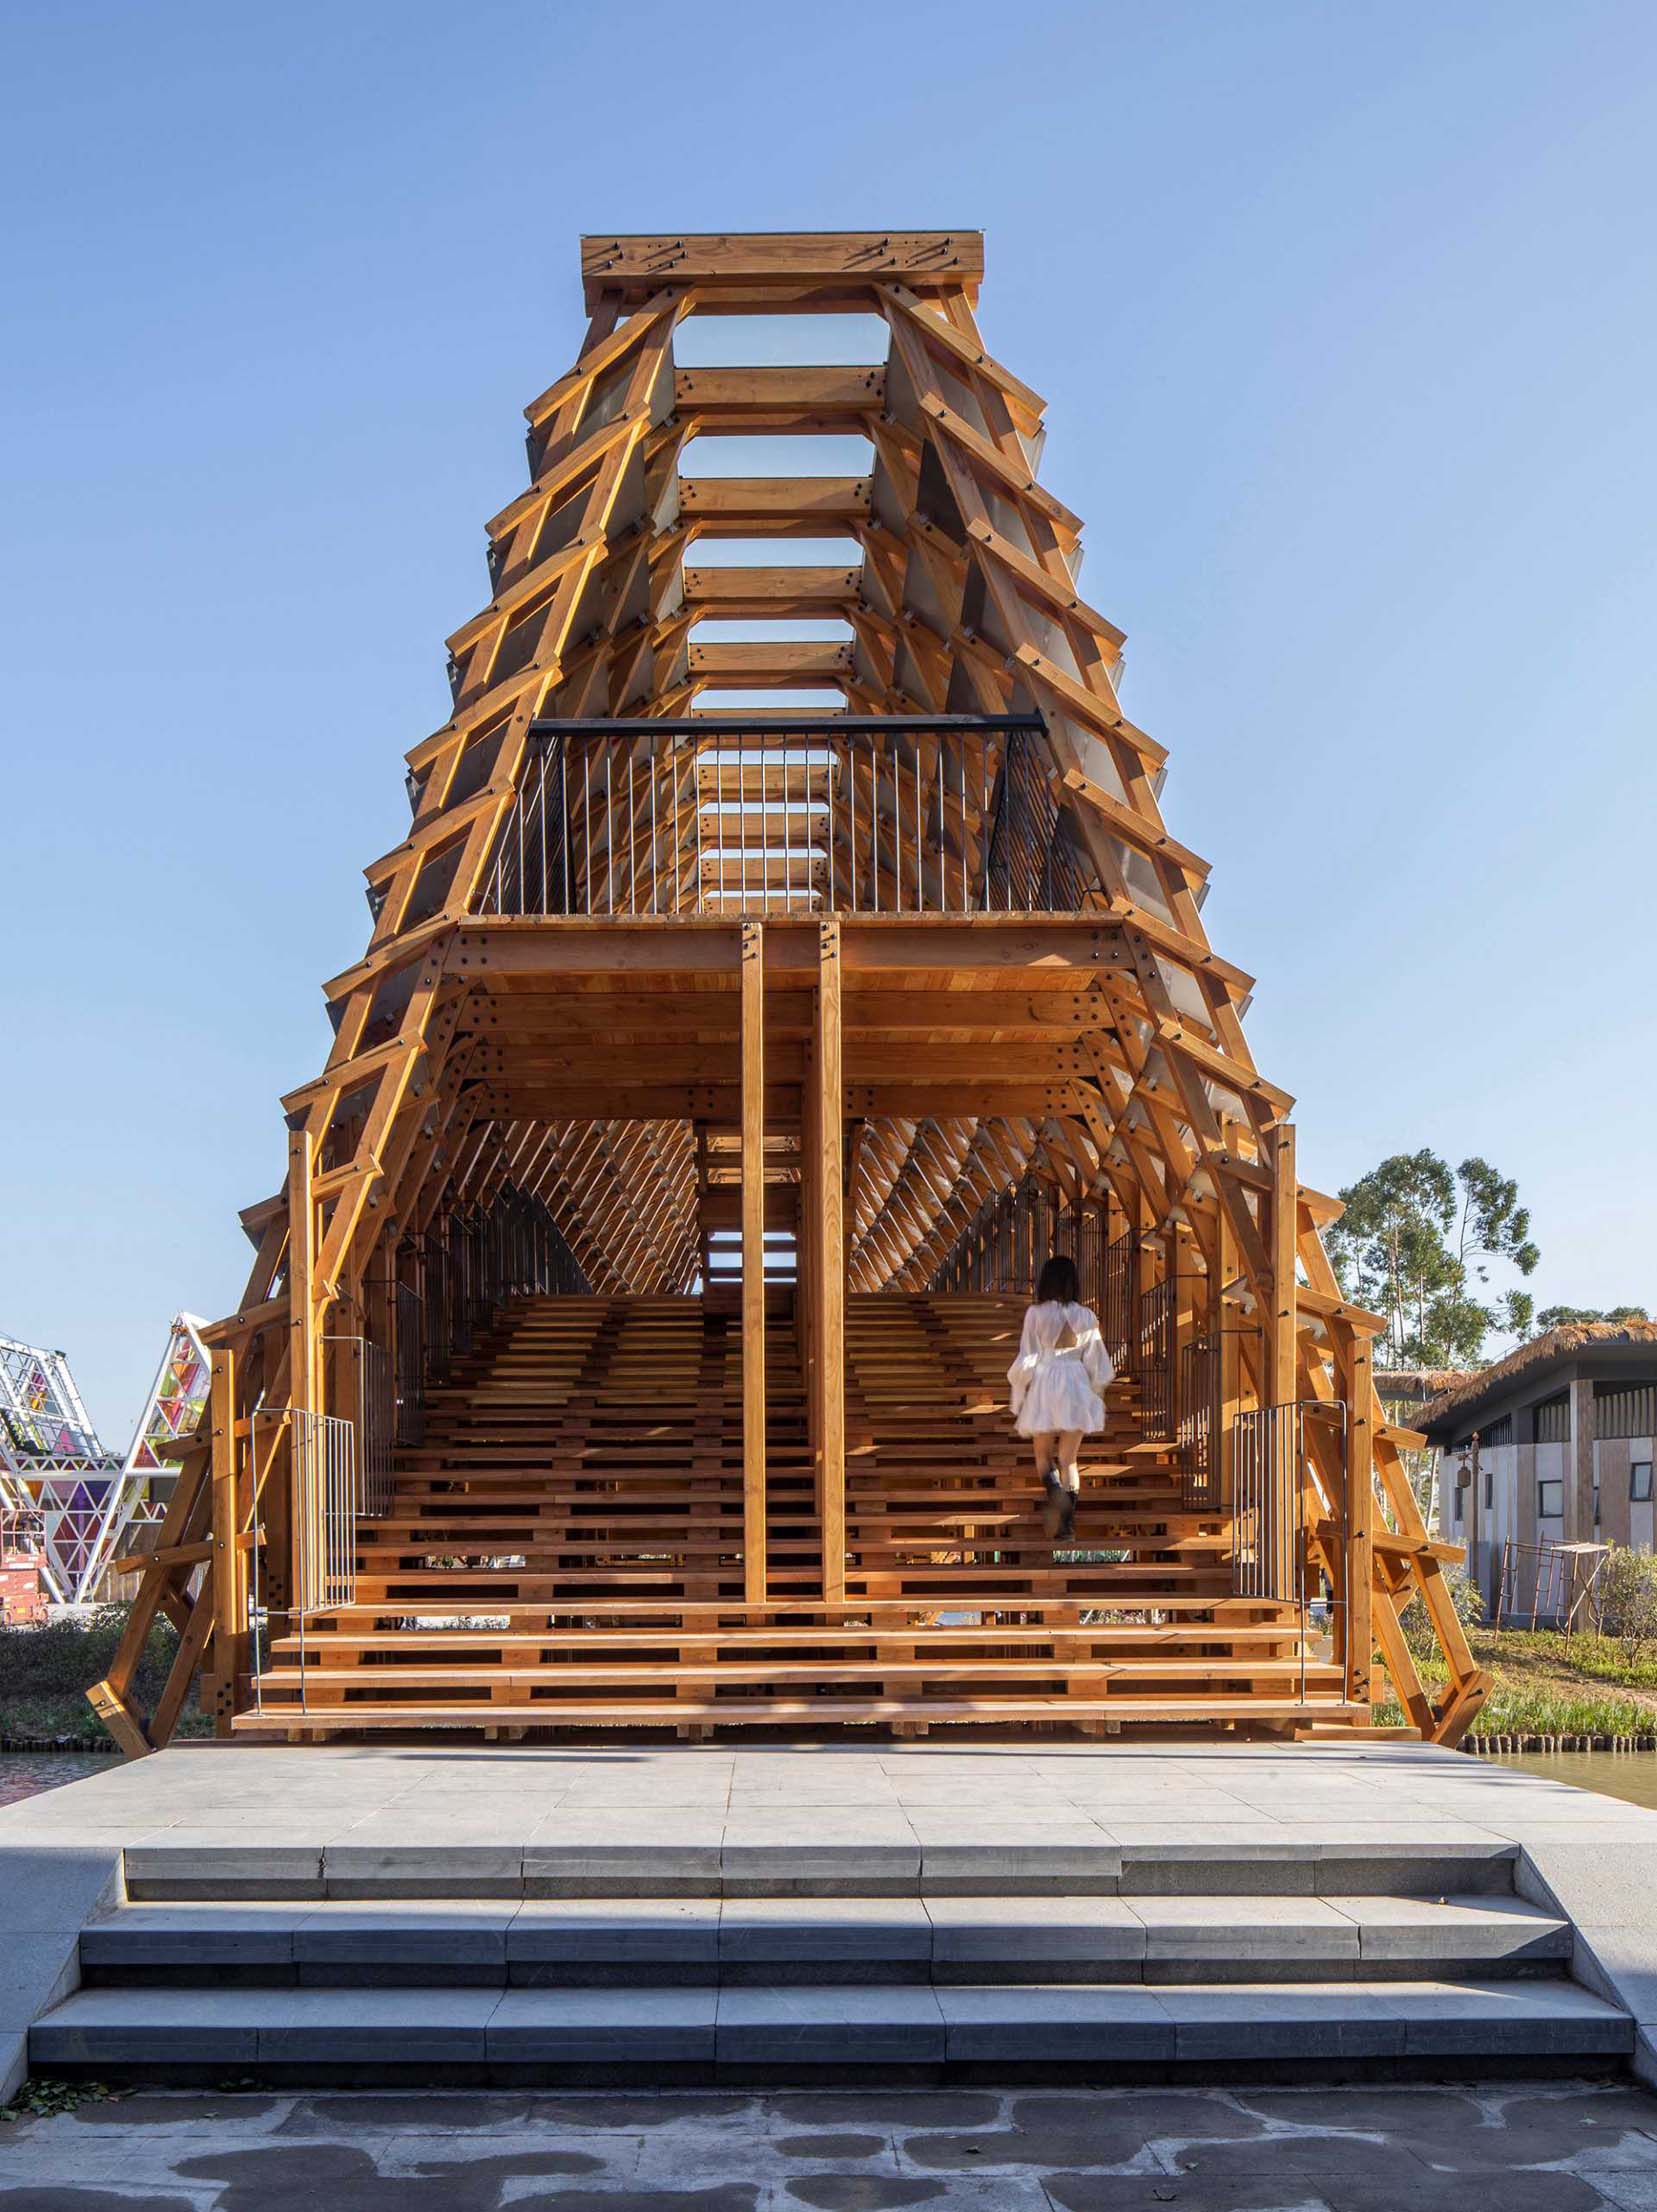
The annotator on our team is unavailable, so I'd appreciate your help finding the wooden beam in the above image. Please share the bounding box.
[582,232,984,305]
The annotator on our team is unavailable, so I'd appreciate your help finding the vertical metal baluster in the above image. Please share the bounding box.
[515,756,525,911]
[560,739,570,913]
[959,738,968,912]
[915,745,924,913]
[627,747,636,914]
[583,742,593,916]
[605,749,614,915]
[849,735,858,911]
[873,742,882,913]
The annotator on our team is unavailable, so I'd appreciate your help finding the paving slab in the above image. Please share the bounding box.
[509,1896,723,1965]
[718,1896,932,1974]
[80,1902,311,1968]
[489,1984,716,2062]
[1337,1893,1572,1964]
[248,1983,502,2062]
[30,1986,263,2067]
[716,1984,945,2065]
[937,1982,1174,2061]
[924,1894,1145,1971]
[320,1839,528,1898]
[1131,1892,1360,1968]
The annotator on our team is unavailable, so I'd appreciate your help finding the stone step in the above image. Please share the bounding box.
[118,1838,1519,1902]
[32,1975,1631,2081]
[79,1892,1573,1987]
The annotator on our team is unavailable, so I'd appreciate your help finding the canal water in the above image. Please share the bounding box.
[1487,1747,1657,1811]
[0,1750,113,1807]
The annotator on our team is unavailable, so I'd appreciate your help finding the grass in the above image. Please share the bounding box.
[1377,1622,1657,1743]
[0,1607,210,1747]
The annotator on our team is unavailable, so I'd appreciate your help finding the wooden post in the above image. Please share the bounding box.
[288,1124,317,1415]
[287,1123,316,1618]
[1268,1120,1298,1409]
[740,921,767,1604]
[1346,1331,1375,1704]
[1217,1209,1241,1509]
[208,1348,242,1736]
[815,918,846,1604]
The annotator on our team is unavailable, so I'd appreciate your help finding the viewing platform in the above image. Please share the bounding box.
[7,1739,1657,2094]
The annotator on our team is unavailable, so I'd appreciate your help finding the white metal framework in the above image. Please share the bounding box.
[0,1317,210,1604]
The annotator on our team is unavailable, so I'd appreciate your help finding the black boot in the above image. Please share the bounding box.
[1055,1485,1078,1545]
[1041,1471,1065,1538]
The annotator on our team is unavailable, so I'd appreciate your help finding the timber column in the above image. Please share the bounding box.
[812,918,846,1602]
[740,922,768,1602]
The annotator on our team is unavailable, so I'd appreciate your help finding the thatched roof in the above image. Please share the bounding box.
[1418,1322,1657,1440]
[1377,1367,1476,1404]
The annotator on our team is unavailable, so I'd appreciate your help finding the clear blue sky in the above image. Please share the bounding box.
[5,0,1655,1437]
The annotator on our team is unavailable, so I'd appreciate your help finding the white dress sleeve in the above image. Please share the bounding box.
[1078,1305,1115,1394]
[1007,1306,1040,1417]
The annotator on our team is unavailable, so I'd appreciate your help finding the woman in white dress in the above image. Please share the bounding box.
[1006,1255,1115,1543]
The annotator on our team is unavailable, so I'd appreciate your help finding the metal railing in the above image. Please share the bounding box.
[394,1182,590,1445]
[1137,1278,1175,1442]
[929,1176,1069,1302]
[1231,1402,1304,1605]
[1178,1334,1220,1509]
[1100,1230,1136,1372]
[481,716,1100,918]
[324,1336,395,1520]
[291,1409,357,1614]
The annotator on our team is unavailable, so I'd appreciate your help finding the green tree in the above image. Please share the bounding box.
[1326,1149,1539,1368]
[1536,1304,1649,1331]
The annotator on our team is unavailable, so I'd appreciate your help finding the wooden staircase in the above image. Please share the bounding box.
[235,1292,1366,1738]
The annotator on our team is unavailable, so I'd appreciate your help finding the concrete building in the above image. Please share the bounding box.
[1420,1322,1657,1618]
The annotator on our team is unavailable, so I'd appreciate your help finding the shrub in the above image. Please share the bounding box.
[1399,1567,1484,1663]
[0,1604,206,1742]
[1596,1545,1657,1666]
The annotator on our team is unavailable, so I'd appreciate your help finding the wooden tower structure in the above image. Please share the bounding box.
[96,231,1488,1751]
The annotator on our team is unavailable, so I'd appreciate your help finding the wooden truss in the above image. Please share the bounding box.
[96,231,1487,1751]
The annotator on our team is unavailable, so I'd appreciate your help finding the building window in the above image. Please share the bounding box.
[1633,1461,1654,1503]
[1593,1484,1601,1527]
[1483,1468,1493,1509]
[1534,1394,1570,1445]
[1538,1479,1564,1519]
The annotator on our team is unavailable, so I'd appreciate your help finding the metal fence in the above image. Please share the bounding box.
[1231,1402,1304,1605]
[1178,1334,1220,1509]
[1100,1231,1136,1372]
[394,1182,590,1444]
[324,1336,395,1520]
[291,1409,357,1615]
[1137,1278,1176,1442]
[480,717,1099,918]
